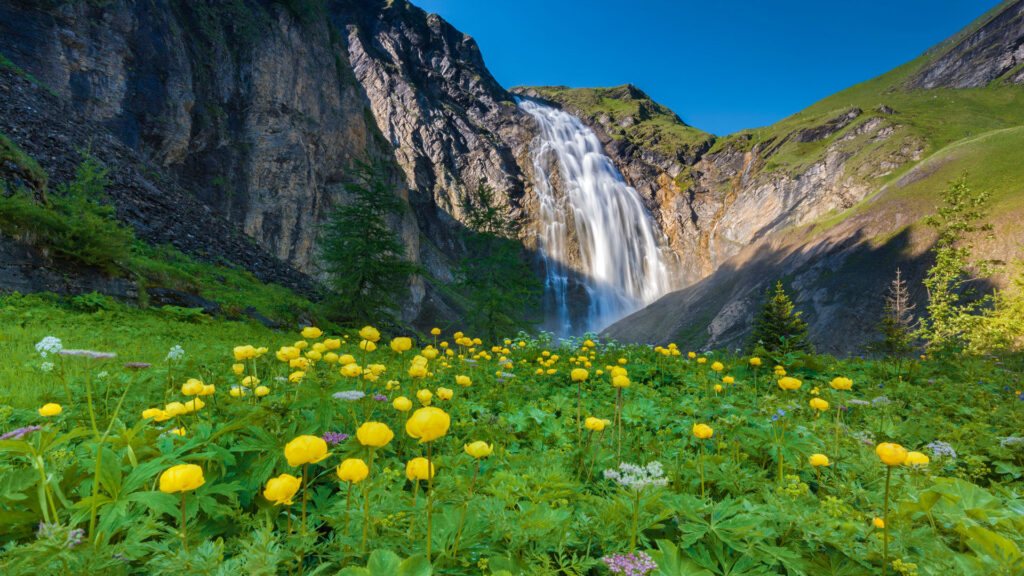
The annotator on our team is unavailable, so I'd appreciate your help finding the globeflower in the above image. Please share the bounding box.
[711,361,724,372]
[571,368,588,382]
[390,337,413,353]
[612,375,630,388]
[809,454,830,467]
[159,464,205,494]
[416,389,433,406]
[276,347,300,362]
[336,459,369,483]
[692,423,713,439]
[393,396,413,411]
[464,441,493,459]
[809,397,829,412]
[356,422,394,447]
[905,451,929,467]
[829,377,853,391]
[182,379,204,396]
[749,357,761,366]
[284,435,330,467]
[455,375,471,387]
[233,345,259,361]
[405,406,450,443]
[406,457,435,481]
[876,442,908,466]
[359,326,380,343]
[778,376,802,391]
[585,417,606,431]
[324,338,341,350]
[436,387,453,401]
[39,403,62,417]
[263,473,301,505]
[301,326,322,339]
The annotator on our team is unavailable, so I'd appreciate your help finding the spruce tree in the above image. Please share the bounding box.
[749,280,813,354]
[318,158,419,325]
[453,182,542,341]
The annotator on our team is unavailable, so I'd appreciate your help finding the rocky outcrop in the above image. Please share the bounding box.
[906,0,1024,89]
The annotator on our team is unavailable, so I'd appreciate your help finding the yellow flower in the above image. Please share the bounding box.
[417,389,433,405]
[873,517,885,529]
[201,384,216,396]
[809,454,830,467]
[336,458,370,483]
[390,337,413,352]
[809,397,829,411]
[436,387,453,401]
[284,435,330,467]
[722,376,734,384]
[571,368,588,382]
[829,377,853,391]
[778,376,802,391]
[905,451,929,467]
[294,340,308,350]
[359,326,380,342]
[39,403,62,417]
[290,357,310,370]
[464,441,494,459]
[339,354,356,365]
[232,363,245,374]
[324,352,339,363]
[697,357,707,364]
[455,375,471,387]
[301,326,323,339]
[289,371,305,383]
[393,396,413,411]
[229,386,248,398]
[612,375,630,388]
[341,363,362,378]
[276,347,300,362]
[255,386,270,397]
[169,427,186,437]
[406,457,435,481]
[711,361,724,371]
[233,345,258,361]
[713,384,723,392]
[584,417,606,432]
[430,327,441,336]
[164,402,187,417]
[184,398,205,412]
[241,375,260,387]
[142,408,163,420]
[408,364,428,378]
[749,357,762,366]
[692,423,714,439]
[158,464,205,493]
[263,473,301,505]
[875,442,908,466]
[305,350,322,361]
[356,422,394,447]
[688,352,696,359]
[405,406,450,443]
[182,379,204,396]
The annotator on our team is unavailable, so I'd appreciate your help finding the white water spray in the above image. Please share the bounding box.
[519,99,677,336]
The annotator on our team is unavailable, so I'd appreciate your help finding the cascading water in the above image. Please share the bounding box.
[519,99,678,336]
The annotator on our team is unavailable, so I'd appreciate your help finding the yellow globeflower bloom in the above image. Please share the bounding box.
[390,337,413,353]
[711,361,724,372]
[241,375,260,387]
[276,347,300,362]
[722,376,735,384]
[416,389,433,406]
[692,423,714,439]
[464,441,493,459]
[254,386,270,397]
[200,384,216,396]
[393,396,413,411]
[184,398,205,412]
[436,387,453,401]
[182,379,204,396]
[697,357,707,364]
[713,384,723,392]
[294,340,308,350]
[875,442,908,466]
[169,427,186,437]
[829,377,853,391]
[430,327,441,336]
[284,435,330,467]
[571,368,588,382]
[809,454,830,467]
[688,352,696,359]
[809,397,829,411]
[341,363,363,378]
[584,417,606,431]
[778,376,802,391]
[336,458,370,483]
[612,375,630,388]
[159,464,205,493]
[164,402,187,417]
[301,326,323,339]
[359,326,380,343]
[905,451,930,467]
[142,408,162,420]
[749,357,762,366]
[406,457,435,481]
[263,473,301,505]
[873,517,885,529]
[455,375,472,387]
[405,406,450,443]
[233,345,257,361]
[39,403,62,417]
[324,338,341,350]
[356,422,394,447]
[232,363,245,374]
[289,371,305,383]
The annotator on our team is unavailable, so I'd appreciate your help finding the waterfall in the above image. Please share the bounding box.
[519,99,678,336]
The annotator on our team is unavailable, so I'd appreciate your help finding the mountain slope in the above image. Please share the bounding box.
[601,0,1024,353]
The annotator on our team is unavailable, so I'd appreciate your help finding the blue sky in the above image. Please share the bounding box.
[413,0,999,135]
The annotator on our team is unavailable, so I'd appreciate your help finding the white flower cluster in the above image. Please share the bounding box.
[35,336,62,358]
[603,461,668,491]
[166,345,184,361]
[40,362,55,373]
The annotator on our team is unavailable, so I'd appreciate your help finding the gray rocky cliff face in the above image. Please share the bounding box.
[0,0,540,325]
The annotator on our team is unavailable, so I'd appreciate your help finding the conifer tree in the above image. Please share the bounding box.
[749,280,813,354]
[318,158,418,325]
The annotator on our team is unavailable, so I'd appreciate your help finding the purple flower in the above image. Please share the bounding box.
[373,394,387,402]
[322,431,349,446]
[602,551,658,576]
[123,362,151,369]
[1,425,42,440]
[333,390,365,401]
[60,349,116,359]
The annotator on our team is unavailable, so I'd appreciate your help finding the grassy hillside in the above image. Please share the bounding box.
[520,84,715,158]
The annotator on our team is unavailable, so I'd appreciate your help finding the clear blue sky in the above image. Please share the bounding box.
[413,0,999,135]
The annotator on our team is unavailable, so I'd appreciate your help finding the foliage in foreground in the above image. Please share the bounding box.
[1,295,1023,575]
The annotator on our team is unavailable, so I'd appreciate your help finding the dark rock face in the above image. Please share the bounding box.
[0,235,138,302]
[906,0,1024,89]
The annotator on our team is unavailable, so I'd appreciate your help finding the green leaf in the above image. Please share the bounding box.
[366,549,401,574]
[397,553,432,576]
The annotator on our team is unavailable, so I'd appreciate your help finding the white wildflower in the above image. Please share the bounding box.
[35,337,62,358]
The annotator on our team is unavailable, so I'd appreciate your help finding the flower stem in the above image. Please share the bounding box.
[426,442,434,562]
[362,448,375,554]
[180,492,188,554]
[883,466,891,576]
